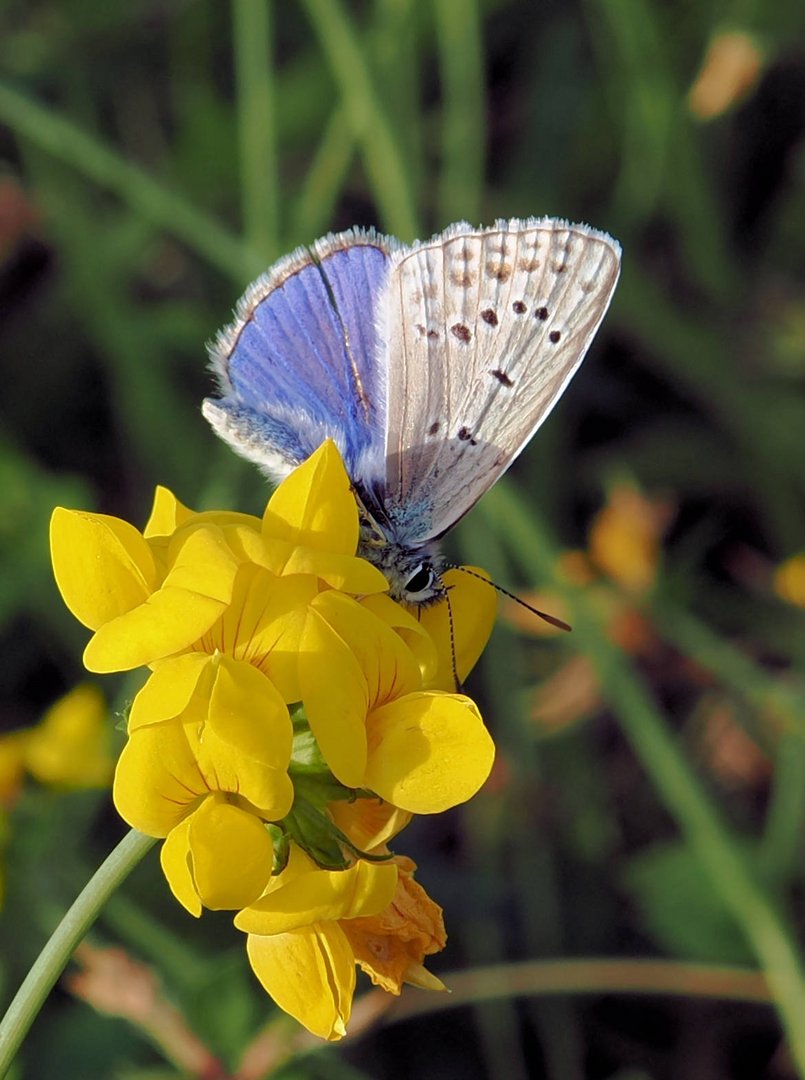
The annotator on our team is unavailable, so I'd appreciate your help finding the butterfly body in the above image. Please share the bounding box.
[204,219,621,601]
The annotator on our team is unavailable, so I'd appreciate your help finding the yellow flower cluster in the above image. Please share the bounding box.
[50,441,496,1040]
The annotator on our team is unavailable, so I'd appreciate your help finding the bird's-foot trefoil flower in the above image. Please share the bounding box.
[49,440,497,1039]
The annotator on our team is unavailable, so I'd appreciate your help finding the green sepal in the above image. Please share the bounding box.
[267,823,290,876]
[282,799,351,870]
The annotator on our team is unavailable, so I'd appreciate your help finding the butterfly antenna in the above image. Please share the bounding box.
[444,585,462,692]
[445,563,572,633]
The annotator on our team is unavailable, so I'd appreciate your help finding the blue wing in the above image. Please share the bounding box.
[203,228,397,481]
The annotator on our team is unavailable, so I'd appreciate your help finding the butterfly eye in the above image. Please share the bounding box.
[403,563,437,600]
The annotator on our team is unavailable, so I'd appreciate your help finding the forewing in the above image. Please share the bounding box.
[381,218,621,540]
[204,229,397,480]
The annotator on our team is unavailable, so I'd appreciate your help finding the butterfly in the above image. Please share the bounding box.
[203,218,621,604]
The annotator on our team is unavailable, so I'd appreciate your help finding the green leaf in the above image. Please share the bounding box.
[623,841,754,964]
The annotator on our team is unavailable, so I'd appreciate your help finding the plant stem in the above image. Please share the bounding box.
[0,829,156,1078]
[0,83,262,283]
[233,0,279,259]
[300,0,420,240]
[433,0,485,225]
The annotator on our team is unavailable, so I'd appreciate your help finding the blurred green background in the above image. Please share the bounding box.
[1,1,805,1077]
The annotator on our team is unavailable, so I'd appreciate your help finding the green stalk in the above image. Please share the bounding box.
[300,0,420,240]
[0,830,156,1078]
[479,481,805,1076]
[289,105,356,242]
[760,735,805,888]
[0,83,262,283]
[233,0,279,258]
[433,0,485,224]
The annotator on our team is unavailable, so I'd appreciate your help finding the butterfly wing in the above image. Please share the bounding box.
[379,218,621,541]
[204,228,397,481]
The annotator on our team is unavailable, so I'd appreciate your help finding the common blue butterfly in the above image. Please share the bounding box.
[203,218,621,603]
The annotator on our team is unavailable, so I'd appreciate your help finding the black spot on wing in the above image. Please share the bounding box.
[490,368,514,387]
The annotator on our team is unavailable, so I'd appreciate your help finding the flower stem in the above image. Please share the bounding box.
[0,83,263,283]
[233,0,279,260]
[0,829,156,1078]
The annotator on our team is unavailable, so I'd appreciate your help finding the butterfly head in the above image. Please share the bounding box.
[358,531,445,605]
[353,481,446,604]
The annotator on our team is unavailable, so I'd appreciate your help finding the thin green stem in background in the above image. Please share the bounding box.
[433,0,486,225]
[233,0,279,259]
[760,734,805,890]
[479,480,805,1077]
[0,829,156,1079]
[0,83,263,283]
[277,958,774,1068]
[390,957,773,1020]
[300,0,420,240]
[289,105,356,242]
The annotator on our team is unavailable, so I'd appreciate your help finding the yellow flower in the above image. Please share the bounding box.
[688,30,764,121]
[416,566,497,690]
[588,483,670,595]
[113,653,293,911]
[342,854,447,995]
[49,441,388,674]
[774,554,805,608]
[24,684,114,789]
[160,793,277,915]
[51,439,498,1040]
[235,846,399,1040]
[50,508,241,673]
[328,796,412,853]
[0,685,114,799]
[298,589,494,812]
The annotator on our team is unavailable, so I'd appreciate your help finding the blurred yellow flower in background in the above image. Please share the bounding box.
[688,29,764,120]
[773,553,805,608]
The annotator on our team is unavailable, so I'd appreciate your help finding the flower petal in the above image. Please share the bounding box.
[163,525,241,602]
[206,656,292,771]
[312,591,421,707]
[160,820,201,916]
[143,486,194,539]
[246,923,355,1041]
[364,692,494,813]
[198,566,320,703]
[281,548,388,594]
[236,859,398,934]
[113,721,205,836]
[83,587,227,672]
[360,594,439,683]
[263,440,358,555]
[129,654,210,730]
[50,508,158,630]
[328,799,412,852]
[299,607,369,788]
[417,567,497,689]
[342,856,446,994]
[24,683,113,788]
[185,795,274,910]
